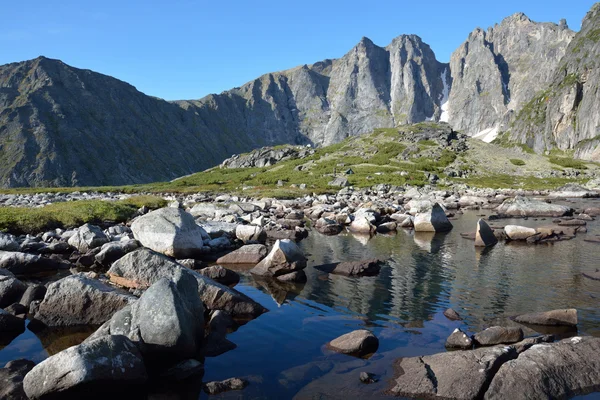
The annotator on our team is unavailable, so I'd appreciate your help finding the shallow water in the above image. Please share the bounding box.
[3,199,600,399]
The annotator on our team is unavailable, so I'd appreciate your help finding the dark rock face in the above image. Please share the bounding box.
[204,377,248,395]
[23,335,147,399]
[0,308,25,333]
[0,359,36,400]
[475,219,498,247]
[314,260,381,277]
[485,337,600,399]
[33,274,136,327]
[197,265,240,287]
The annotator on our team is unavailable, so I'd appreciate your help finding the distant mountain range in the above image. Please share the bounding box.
[1,3,599,187]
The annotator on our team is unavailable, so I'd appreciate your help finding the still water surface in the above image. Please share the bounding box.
[2,199,600,399]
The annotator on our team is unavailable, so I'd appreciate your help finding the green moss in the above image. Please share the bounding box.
[509,159,526,166]
[417,139,436,146]
[369,142,407,165]
[548,156,588,170]
[492,131,535,154]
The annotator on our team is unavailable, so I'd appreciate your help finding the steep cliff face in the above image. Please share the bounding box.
[447,13,574,141]
[509,3,600,160]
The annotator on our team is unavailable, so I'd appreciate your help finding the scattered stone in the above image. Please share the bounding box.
[327,330,379,357]
[23,335,147,399]
[475,219,498,247]
[314,260,381,277]
[198,265,240,286]
[33,274,135,327]
[414,203,453,232]
[250,239,307,278]
[94,239,139,266]
[315,218,343,236]
[216,244,268,264]
[359,371,377,384]
[504,225,537,240]
[513,309,577,327]
[131,207,209,258]
[204,377,249,395]
[348,217,376,234]
[67,224,109,253]
[445,328,473,349]
[473,326,524,346]
[443,308,462,321]
[235,225,267,243]
[0,233,19,251]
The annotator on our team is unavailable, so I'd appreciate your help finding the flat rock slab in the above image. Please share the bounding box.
[314,260,381,277]
[215,244,268,265]
[513,309,577,327]
[485,337,600,399]
[391,345,518,399]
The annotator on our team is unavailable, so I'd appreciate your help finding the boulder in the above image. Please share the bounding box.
[414,203,453,232]
[197,221,238,238]
[23,335,147,399]
[274,270,307,283]
[376,222,397,233]
[328,177,349,187]
[19,285,46,308]
[485,337,600,399]
[198,265,240,286]
[88,271,204,365]
[315,218,343,236]
[108,248,267,318]
[235,225,266,243]
[67,224,109,253]
[327,330,379,357]
[33,274,135,327]
[216,244,268,264]
[496,196,572,217]
[445,328,473,349]
[473,326,524,346]
[0,251,68,275]
[0,274,27,308]
[204,377,249,395]
[131,207,209,258]
[504,225,537,240]
[391,345,518,399]
[0,232,19,251]
[475,219,498,247]
[513,309,577,327]
[250,239,307,278]
[0,359,36,400]
[314,260,381,277]
[348,217,376,234]
[94,239,139,266]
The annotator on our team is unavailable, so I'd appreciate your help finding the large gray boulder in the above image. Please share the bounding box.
[414,203,453,232]
[88,271,204,364]
[235,225,267,243]
[513,309,577,327]
[0,233,19,251]
[216,244,268,264]
[94,239,139,266]
[131,207,210,258]
[485,337,600,399]
[496,196,572,217]
[108,248,267,318]
[67,224,109,253]
[391,345,518,399]
[33,274,136,327]
[0,274,27,308]
[250,239,307,279]
[475,219,498,247]
[23,335,147,399]
[473,326,524,346]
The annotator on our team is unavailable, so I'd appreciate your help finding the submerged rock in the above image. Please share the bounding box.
[327,330,379,357]
[414,203,453,232]
[34,274,135,327]
[314,260,381,277]
[513,309,577,327]
[496,196,572,217]
[475,219,498,247]
[443,308,462,321]
[131,207,209,258]
[204,377,249,395]
[23,335,147,399]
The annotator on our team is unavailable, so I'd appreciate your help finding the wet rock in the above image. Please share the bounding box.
[5,303,27,317]
[314,260,381,277]
[513,309,577,327]
[33,274,135,327]
[160,359,204,381]
[198,265,240,286]
[94,239,139,266]
[473,326,524,346]
[445,328,473,349]
[67,224,109,253]
[215,244,267,264]
[250,239,307,278]
[511,335,555,354]
[391,345,518,399]
[275,270,307,283]
[376,222,397,233]
[235,225,267,243]
[131,207,209,258]
[443,308,462,321]
[328,330,379,357]
[485,337,600,399]
[23,335,147,399]
[0,359,35,400]
[496,196,572,217]
[414,203,453,232]
[0,274,27,308]
[204,377,249,395]
[88,271,204,366]
[475,219,498,247]
[0,251,69,275]
[504,225,537,240]
[0,308,25,333]
[108,248,267,318]
[315,218,343,236]
[359,371,377,384]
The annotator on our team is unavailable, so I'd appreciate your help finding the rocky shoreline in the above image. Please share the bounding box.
[0,183,600,399]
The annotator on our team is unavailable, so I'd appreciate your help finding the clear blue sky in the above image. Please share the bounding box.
[2,1,596,100]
